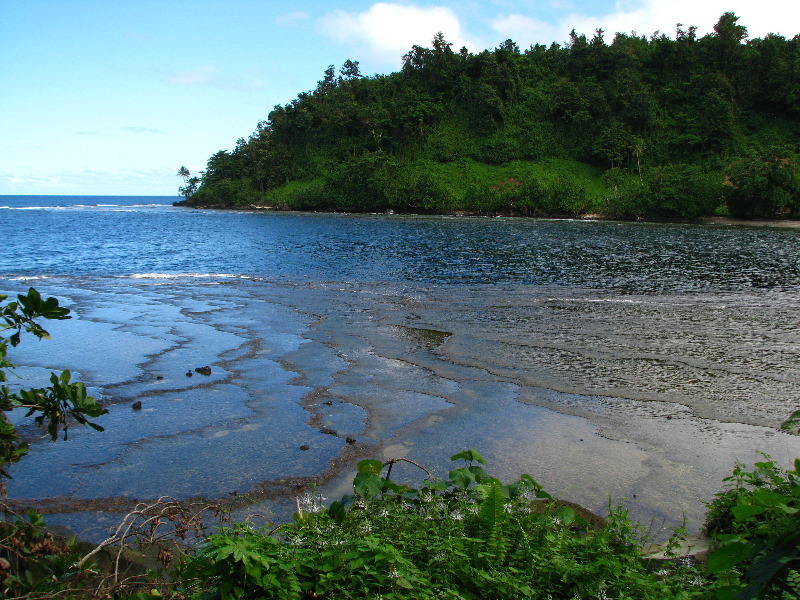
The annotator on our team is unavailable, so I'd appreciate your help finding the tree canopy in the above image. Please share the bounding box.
[181,14,800,220]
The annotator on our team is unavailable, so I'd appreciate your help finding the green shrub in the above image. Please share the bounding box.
[1,289,107,598]
[705,455,800,599]
[602,166,724,220]
[180,450,705,599]
[192,178,263,206]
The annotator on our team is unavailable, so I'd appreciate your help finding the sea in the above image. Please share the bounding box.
[1,194,799,540]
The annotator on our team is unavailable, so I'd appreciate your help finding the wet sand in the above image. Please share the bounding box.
[4,276,799,543]
[700,216,800,229]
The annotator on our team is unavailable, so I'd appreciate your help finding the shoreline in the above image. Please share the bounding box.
[698,216,800,229]
[175,201,800,229]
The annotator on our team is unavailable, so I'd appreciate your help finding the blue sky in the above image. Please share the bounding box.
[2,0,798,197]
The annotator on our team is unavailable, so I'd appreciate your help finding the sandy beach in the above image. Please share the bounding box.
[700,216,800,229]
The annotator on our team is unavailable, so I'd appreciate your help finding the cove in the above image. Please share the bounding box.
[2,197,799,541]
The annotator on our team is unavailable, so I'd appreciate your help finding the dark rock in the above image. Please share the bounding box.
[323,400,333,405]
[299,444,310,451]
[320,427,337,436]
[346,437,356,445]
[132,401,142,410]
[195,366,212,376]
[185,371,193,377]
[156,375,164,380]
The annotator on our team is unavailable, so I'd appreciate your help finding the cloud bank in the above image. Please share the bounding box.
[320,0,800,66]
[167,65,265,91]
[320,3,474,66]
[493,0,800,48]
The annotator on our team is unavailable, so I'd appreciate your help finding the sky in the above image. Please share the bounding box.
[2,0,799,197]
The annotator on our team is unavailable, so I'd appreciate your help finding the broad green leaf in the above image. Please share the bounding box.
[449,467,476,489]
[395,577,414,589]
[731,504,768,520]
[381,479,408,494]
[356,458,384,476]
[468,465,491,482]
[552,505,576,526]
[328,499,347,523]
[781,410,800,434]
[752,488,790,506]
[707,539,752,573]
[353,473,383,498]
[450,448,486,464]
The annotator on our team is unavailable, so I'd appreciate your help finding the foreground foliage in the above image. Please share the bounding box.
[705,456,800,600]
[0,288,107,483]
[0,288,108,598]
[4,450,799,600]
[1,289,798,599]
[180,450,707,600]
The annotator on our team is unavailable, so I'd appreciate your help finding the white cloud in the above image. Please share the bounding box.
[167,66,265,91]
[491,0,800,49]
[168,65,222,86]
[320,3,474,66]
[562,0,800,44]
[276,11,311,27]
[0,168,179,196]
[490,14,560,47]
[125,31,152,43]
[122,126,165,135]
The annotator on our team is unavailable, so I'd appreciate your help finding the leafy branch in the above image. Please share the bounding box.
[0,289,108,485]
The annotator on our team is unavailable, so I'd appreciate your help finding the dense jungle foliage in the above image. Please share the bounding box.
[179,13,800,220]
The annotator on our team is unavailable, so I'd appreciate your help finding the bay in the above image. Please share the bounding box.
[1,195,799,540]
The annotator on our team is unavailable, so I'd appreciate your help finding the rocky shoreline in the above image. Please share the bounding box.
[175,200,800,229]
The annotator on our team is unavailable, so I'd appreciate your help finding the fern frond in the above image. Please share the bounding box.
[478,480,509,562]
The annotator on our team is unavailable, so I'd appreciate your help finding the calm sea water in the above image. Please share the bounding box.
[2,195,799,539]
[3,195,800,291]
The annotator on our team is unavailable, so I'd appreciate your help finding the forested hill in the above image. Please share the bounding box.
[178,12,800,220]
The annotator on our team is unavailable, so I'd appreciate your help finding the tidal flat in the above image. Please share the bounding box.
[2,199,800,541]
[4,276,799,541]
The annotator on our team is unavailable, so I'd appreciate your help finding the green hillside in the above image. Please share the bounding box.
[179,13,800,220]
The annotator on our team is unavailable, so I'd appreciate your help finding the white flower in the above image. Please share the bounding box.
[597,583,609,600]
[450,510,464,521]
[299,492,326,513]
[287,535,304,546]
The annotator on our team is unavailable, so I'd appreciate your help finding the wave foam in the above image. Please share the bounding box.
[121,273,249,280]
[6,275,52,281]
